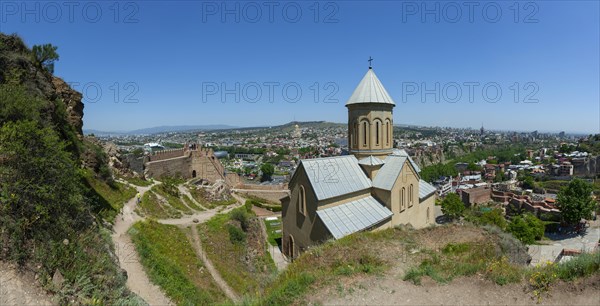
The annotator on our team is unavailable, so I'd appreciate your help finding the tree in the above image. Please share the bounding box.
[441,193,465,220]
[480,208,507,230]
[260,163,275,182]
[32,44,59,73]
[522,176,536,190]
[559,144,573,153]
[494,171,504,183]
[508,214,545,244]
[467,162,480,171]
[557,178,596,225]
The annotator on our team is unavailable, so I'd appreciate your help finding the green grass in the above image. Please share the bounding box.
[198,208,276,299]
[182,194,205,211]
[257,230,391,305]
[208,197,238,209]
[136,190,181,219]
[119,175,153,187]
[536,180,570,192]
[244,195,282,212]
[264,217,282,247]
[152,185,192,214]
[84,171,136,222]
[32,227,145,305]
[129,220,228,305]
[553,252,600,281]
[403,241,493,285]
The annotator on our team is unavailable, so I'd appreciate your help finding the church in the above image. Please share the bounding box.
[281,65,437,259]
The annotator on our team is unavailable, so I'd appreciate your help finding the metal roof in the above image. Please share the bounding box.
[372,155,407,190]
[358,155,385,166]
[392,148,409,156]
[317,196,393,239]
[392,149,421,173]
[419,179,437,199]
[301,155,371,200]
[346,69,395,106]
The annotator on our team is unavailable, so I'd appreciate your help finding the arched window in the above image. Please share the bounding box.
[409,184,414,207]
[362,121,369,147]
[385,120,391,146]
[400,187,406,212]
[353,122,359,149]
[376,121,380,146]
[298,185,306,215]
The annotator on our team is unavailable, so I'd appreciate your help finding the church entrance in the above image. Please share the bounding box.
[192,170,197,178]
[288,235,295,260]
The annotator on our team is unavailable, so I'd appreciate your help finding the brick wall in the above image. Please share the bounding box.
[460,187,491,207]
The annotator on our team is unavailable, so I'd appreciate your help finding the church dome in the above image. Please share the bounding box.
[346,68,395,106]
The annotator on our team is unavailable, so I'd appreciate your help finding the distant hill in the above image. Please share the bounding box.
[84,124,238,136]
[85,121,348,136]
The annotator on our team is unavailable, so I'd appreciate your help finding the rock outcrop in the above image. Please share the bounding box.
[52,77,84,135]
[0,33,84,137]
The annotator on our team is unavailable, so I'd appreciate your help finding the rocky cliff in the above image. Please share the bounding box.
[0,33,84,136]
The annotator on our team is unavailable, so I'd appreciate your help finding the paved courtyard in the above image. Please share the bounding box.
[528,220,600,265]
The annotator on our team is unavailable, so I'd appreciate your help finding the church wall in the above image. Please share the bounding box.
[388,162,433,229]
[372,188,392,211]
[282,167,330,258]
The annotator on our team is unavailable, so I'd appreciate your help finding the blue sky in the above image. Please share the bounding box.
[1,1,598,134]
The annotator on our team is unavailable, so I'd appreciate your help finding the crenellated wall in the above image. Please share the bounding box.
[144,146,241,187]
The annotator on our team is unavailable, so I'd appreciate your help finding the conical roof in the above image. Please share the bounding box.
[346,68,395,106]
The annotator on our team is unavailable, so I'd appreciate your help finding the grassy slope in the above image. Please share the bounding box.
[152,185,192,214]
[119,175,153,187]
[198,212,276,299]
[258,224,600,305]
[182,194,205,211]
[136,191,181,219]
[129,220,228,305]
[83,170,136,222]
[258,229,394,305]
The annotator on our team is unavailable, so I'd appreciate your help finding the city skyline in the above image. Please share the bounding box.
[2,1,599,134]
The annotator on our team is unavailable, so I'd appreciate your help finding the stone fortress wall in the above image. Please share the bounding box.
[144,144,241,186]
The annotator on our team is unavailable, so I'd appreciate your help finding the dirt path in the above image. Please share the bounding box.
[109,182,247,305]
[186,226,240,302]
[316,274,600,305]
[111,181,173,306]
[0,262,53,306]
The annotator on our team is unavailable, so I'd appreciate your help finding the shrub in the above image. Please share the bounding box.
[554,252,600,281]
[528,262,557,303]
[486,256,523,285]
[244,200,253,212]
[230,208,250,231]
[227,224,246,244]
[508,214,545,244]
[482,225,530,265]
[480,208,507,230]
